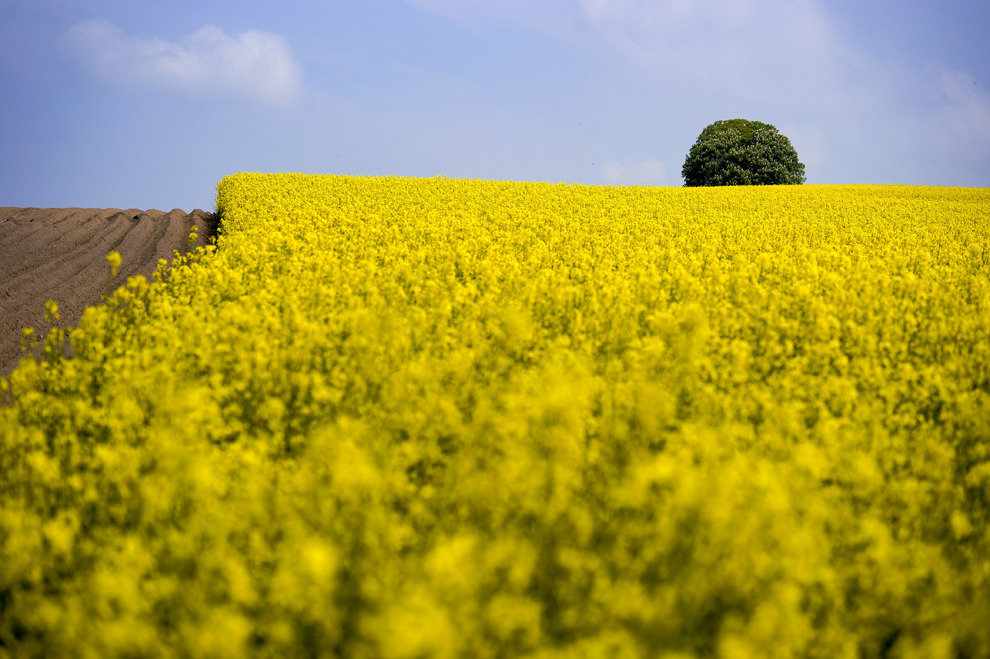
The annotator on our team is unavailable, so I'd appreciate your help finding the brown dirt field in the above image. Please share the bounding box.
[0,207,218,378]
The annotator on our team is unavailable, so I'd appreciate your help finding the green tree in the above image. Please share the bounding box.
[681,119,806,186]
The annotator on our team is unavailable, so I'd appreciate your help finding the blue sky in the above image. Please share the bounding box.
[1,0,988,210]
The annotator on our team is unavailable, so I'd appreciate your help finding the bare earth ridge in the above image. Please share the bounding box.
[0,207,218,377]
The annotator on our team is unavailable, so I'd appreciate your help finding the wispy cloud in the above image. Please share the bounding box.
[935,67,990,149]
[599,158,666,186]
[65,19,303,106]
[579,0,843,109]
[402,0,583,40]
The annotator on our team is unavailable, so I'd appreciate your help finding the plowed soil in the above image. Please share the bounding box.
[0,207,218,377]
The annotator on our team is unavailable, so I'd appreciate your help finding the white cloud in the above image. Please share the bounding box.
[65,19,302,106]
[600,158,666,186]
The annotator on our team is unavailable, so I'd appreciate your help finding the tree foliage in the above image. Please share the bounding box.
[682,118,806,186]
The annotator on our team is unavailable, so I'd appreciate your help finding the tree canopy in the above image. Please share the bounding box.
[681,119,806,186]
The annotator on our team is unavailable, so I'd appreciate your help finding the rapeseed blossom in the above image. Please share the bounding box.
[1,174,989,657]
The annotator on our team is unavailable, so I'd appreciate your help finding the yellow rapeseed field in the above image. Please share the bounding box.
[2,173,989,658]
